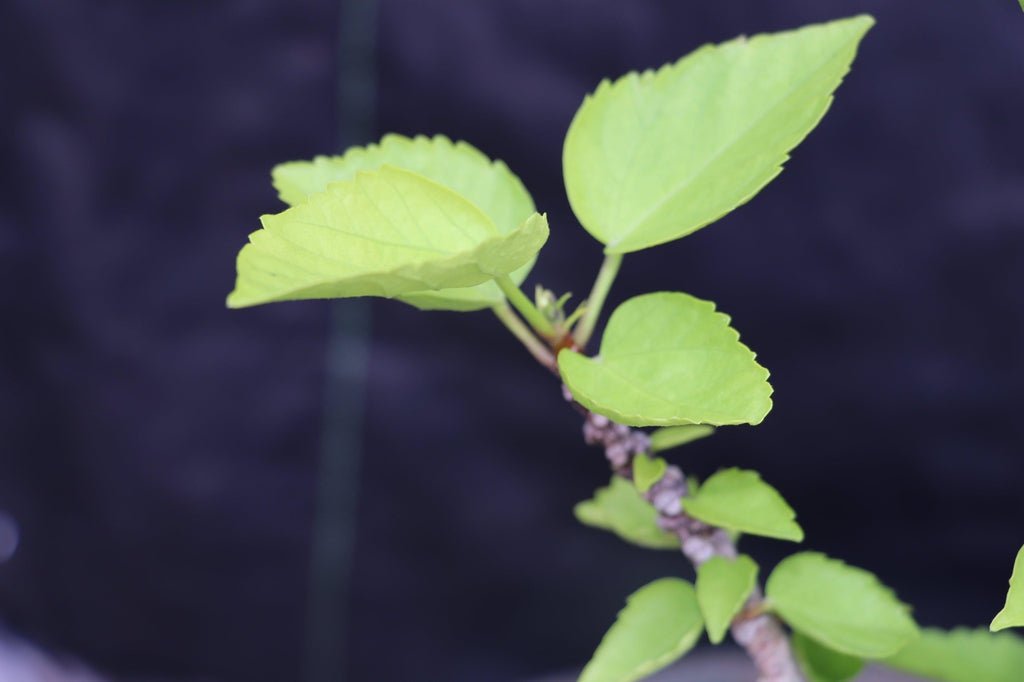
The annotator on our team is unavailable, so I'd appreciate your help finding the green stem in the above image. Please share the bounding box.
[573,253,623,349]
[496,275,556,338]
[492,303,557,371]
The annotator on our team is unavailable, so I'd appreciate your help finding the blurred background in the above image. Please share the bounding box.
[1,0,1023,680]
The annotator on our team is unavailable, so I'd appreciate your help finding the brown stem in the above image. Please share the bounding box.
[580,409,805,682]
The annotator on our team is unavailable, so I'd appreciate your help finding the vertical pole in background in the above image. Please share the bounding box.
[304,1,376,680]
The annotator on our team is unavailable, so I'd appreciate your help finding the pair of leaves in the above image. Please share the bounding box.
[766,552,919,659]
[882,627,1024,682]
[991,545,1024,632]
[229,135,544,311]
[563,15,874,253]
[574,477,678,550]
[559,292,773,427]
[231,15,876,313]
[580,578,703,682]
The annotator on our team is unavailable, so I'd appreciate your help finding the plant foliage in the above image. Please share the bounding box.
[580,578,704,682]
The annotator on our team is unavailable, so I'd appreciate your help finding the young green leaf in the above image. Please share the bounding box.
[632,455,667,494]
[227,166,548,309]
[695,555,758,644]
[574,477,679,550]
[991,545,1024,631]
[558,292,772,427]
[271,134,538,311]
[682,468,803,542]
[563,15,874,253]
[792,632,864,682]
[580,578,704,682]
[765,552,919,658]
[883,627,1024,682]
[649,425,715,453]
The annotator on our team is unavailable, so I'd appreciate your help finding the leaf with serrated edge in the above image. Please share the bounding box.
[884,627,1024,682]
[580,578,704,682]
[649,425,715,452]
[766,552,919,658]
[991,545,1024,631]
[228,166,548,308]
[682,468,803,542]
[696,555,758,644]
[632,455,666,494]
[574,477,678,550]
[792,632,864,682]
[272,134,537,311]
[563,15,874,253]
[558,292,772,427]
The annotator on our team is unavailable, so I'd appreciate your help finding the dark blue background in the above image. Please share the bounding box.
[1,1,1023,681]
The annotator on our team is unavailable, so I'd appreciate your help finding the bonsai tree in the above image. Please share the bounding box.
[227,14,1024,682]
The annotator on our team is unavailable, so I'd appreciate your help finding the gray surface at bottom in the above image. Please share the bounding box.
[529,648,926,682]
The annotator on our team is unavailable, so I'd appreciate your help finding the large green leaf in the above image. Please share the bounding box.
[682,468,803,542]
[792,632,864,682]
[991,545,1024,631]
[574,476,679,550]
[271,134,538,311]
[695,554,758,644]
[227,166,548,308]
[765,552,919,658]
[883,627,1024,682]
[649,425,715,453]
[558,293,772,427]
[580,578,704,682]
[562,15,874,253]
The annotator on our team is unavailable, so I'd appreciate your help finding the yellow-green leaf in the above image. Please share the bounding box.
[696,555,759,644]
[558,292,772,427]
[766,552,919,658]
[792,632,864,682]
[272,134,537,310]
[682,468,803,542]
[563,15,874,253]
[991,545,1024,631]
[649,425,715,453]
[883,627,1024,682]
[580,578,704,682]
[632,455,667,494]
[574,477,678,551]
[227,166,548,308]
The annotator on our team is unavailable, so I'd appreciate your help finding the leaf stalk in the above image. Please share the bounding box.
[492,303,557,371]
[496,275,557,338]
[573,253,623,349]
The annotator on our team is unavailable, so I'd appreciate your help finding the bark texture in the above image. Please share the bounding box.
[580,410,805,682]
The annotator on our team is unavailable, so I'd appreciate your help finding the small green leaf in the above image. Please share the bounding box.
[574,477,679,550]
[558,292,772,427]
[632,455,667,494]
[695,555,758,644]
[991,545,1024,631]
[792,632,864,682]
[649,425,715,452]
[883,627,1024,682]
[563,16,874,253]
[580,578,704,682]
[228,166,548,309]
[765,552,919,658]
[682,468,803,542]
[271,134,538,311]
